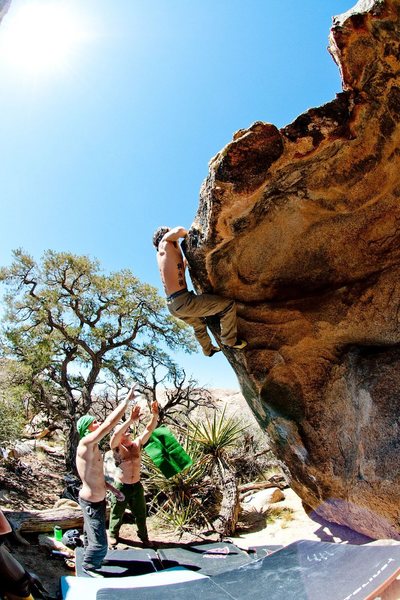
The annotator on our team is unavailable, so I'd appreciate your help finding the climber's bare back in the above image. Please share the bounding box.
[157,238,187,296]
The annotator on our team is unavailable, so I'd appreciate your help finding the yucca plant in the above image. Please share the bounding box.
[141,426,214,530]
[188,407,245,465]
[187,406,248,536]
[142,411,247,537]
[156,498,206,537]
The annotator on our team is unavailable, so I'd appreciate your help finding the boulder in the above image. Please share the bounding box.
[242,487,285,513]
[186,0,400,540]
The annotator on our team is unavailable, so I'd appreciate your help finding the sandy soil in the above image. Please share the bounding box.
[231,487,374,549]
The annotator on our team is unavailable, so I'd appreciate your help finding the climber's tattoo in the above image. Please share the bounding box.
[177,261,185,287]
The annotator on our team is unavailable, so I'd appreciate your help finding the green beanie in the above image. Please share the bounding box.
[77,415,95,439]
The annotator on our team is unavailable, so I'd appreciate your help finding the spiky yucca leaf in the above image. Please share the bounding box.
[156,498,205,536]
[187,406,247,464]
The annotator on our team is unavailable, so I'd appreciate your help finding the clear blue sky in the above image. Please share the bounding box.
[0,0,352,388]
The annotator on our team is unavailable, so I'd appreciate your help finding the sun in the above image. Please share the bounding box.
[0,0,90,75]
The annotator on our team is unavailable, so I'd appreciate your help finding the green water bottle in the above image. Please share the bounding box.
[54,525,63,541]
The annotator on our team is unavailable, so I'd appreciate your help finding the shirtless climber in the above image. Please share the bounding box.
[153,225,247,357]
[76,386,138,577]
[108,400,159,546]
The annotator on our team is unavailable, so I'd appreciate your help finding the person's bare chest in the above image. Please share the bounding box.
[115,443,140,466]
[89,446,104,472]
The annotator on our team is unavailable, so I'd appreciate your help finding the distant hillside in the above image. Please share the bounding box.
[155,386,262,432]
[208,388,259,426]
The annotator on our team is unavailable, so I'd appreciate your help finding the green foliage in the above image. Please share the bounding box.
[156,498,204,536]
[144,412,282,537]
[186,407,249,535]
[142,427,214,531]
[1,249,194,404]
[0,359,29,444]
[143,411,249,535]
[188,406,247,471]
[1,249,193,355]
[0,396,25,445]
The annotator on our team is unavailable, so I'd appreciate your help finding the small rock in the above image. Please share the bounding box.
[243,488,285,513]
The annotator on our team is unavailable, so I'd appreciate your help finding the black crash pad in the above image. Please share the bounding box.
[75,547,160,577]
[213,539,400,600]
[157,542,252,575]
[94,540,400,600]
[246,544,284,559]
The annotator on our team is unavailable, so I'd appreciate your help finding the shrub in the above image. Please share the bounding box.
[0,397,25,445]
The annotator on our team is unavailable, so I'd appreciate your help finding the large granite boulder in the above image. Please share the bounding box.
[186,0,400,540]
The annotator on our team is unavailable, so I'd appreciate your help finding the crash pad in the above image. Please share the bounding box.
[157,542,252,576]
[74,547,159,577]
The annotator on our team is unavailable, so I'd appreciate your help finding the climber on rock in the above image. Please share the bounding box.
[153,225,247,357]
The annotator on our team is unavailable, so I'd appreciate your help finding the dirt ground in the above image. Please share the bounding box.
[0,449,65,510]
[1,450,67,597]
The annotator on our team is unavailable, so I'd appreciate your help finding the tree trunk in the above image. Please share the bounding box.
[3,507,84,533]
[238,480,286,494]
[213,460,240,537]
[65,422,79,474]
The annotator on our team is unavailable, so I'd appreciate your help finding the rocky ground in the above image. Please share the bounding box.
[0,447,64,510]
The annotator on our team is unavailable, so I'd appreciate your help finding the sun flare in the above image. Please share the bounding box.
[0,1,90,75]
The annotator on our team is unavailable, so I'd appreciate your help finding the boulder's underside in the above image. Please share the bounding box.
[186,0,400,540]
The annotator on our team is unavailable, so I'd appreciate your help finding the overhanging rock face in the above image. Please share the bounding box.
[186,0,400,540]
